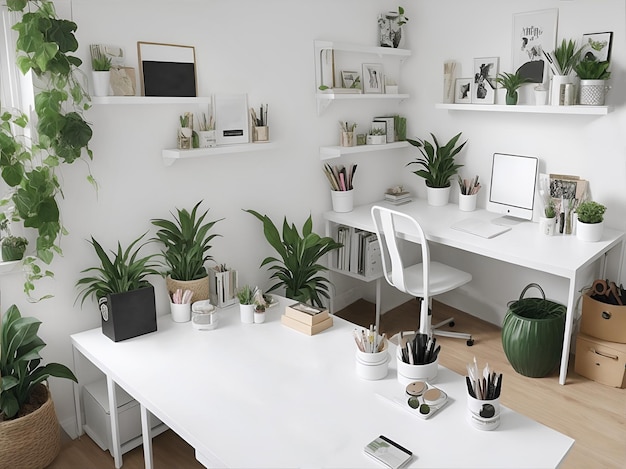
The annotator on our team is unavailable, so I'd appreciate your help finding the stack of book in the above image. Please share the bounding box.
[281,302,333,335]
[384,190,412,205]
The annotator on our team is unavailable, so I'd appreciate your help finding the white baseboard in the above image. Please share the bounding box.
[60,417,80,440]
[332,286,364,312]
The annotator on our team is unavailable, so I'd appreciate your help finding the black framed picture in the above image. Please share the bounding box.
[137,42,197,97]
[581,32,613,62]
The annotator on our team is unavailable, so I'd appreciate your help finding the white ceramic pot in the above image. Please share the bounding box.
[576,220,604,242]
[330,189,354,213]
[579,79,608,106]
[467,395,501,431]
[366,135,386,145]
[254,311,266,324]
[549,75,572,106]
[92,70,111,97]
[458,193,477,212]
[539,216,556,235]
[170,302,191,323]
[426,186,451,206]
[396,347,438,384]
[240,304,255,323]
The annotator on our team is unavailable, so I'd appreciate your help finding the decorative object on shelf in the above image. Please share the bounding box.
[539,200,557,236]
[1,236,27,262]
[2,0,94,301]
[151,200,223,302]
[245,210,342,307]
[384,77,398,94]
[374,116,395,143]
[407,132,467,206]
[339,122,357,147]
[495,71,531,105]
[394,115,407,141]
[580,31,613,62]
[250,103,269,142]
[75,234,160,342]
[138,41,196,97]
[341,70,361,90]
[377,6,408,48]
[547,39,583,106]
[178,113,193,150]
[362,63,384,94]
[575,200,606,242]
[443,60,457,103]
[534,85,548,105]
[501,283,566,378]
[574,58,611,106]
[512,9,558,84]
[0,305,77,468]
[197,112,216,148]
[547,173,588,235]
[215,93,249,144]
[367,127,386,145]
[356,133,367,146]
[236,285,255,324]
[90,44,135,96]
[472,57,498,104]
[454,78,472,104]
[90,54,111,97]
[457,175,480,212]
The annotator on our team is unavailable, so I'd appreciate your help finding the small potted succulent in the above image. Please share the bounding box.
[367,127,387,145]
[253,287,268,324]
[575,200,606,242]
[539,200,557,236]
[1,235,28,261]
[236,284,256,324]
[495,71,531,105]
[91,55,112,97]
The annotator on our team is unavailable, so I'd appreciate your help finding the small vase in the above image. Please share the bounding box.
[92,71,111,97]
[240,304,255,323]
[505,91,518,105]
[254,310,266,324]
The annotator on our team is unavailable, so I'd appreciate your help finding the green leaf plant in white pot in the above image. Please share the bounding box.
[236,284,256,324]
[575,200,606,242]
[406,132,467,206]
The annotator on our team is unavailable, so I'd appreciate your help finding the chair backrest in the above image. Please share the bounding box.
[371,205,430,301]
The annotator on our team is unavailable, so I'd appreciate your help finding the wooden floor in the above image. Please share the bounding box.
[50,299,625,469]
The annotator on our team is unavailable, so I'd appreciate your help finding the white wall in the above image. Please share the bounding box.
[2,0,623,434]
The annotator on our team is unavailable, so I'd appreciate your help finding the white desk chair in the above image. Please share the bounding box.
[371,205,474,346]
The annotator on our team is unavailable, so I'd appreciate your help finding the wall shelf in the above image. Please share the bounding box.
[162,142,278,166]
[0,260,21,275]
[435,103,612,115]
[320,141,409,160]
[91,96,212,105]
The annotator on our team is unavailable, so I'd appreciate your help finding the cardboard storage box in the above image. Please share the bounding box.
[83,379,168,454]
[580,292,626,343]
[575,333,626,388]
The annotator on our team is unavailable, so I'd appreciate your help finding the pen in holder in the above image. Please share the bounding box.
[396,332,440,385]
[253,126,269,142]
[250,104,269,142]
[465,357,502,431]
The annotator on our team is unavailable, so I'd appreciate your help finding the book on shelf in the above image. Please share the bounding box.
[374,116,396,143]
[284,302,329,326]
[280,314,333,335]
[333,225,382,277]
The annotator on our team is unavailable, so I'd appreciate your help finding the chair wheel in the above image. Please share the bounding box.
[448,321,455,327]
[466,339,474,346]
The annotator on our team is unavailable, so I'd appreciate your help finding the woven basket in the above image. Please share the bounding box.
[0,384,61,469]
[166,275,210,302]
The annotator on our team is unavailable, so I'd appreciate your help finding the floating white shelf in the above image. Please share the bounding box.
[91,96,212,105]
[0,260,21,275]
[435,103,611,115]
[314,40,411,59]
[320,141,409,160]
[162,142,278,166]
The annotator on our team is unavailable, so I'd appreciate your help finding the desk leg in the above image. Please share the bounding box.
[559,280,578,385]
[374,278,381,335]
[106,377,123,468]
[71,345,84,437]
[140,404,154,469]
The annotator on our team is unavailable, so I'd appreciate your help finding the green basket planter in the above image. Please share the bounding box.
[501,284,566,378]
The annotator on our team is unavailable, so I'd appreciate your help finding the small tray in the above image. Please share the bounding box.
[377,383,450,420]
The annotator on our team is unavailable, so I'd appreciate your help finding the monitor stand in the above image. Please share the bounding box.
[492,215,525,226]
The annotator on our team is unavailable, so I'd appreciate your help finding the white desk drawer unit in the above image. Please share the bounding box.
[83,379,168,454]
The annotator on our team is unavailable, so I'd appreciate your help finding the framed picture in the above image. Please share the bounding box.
[472,57,498,104]
[580,32,613,62]
[137,42,197,97]
[362,63,384,94]
[454,78,472,103]
[341,70,361,90]
[512,9,558,84]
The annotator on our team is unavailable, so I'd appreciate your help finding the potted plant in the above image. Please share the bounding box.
[366,127,386,145]
[575,200,606,242]
[539,200,557,236]
[236,284,255,324]
[495,71,531,105]
[151,201,223,303]
[253,287,268,324]
[406,132,467,206]
[1,235,28,261]
[573,58,611,105]
[0,305,77,467]
[245,210,342,307]
[75,233,161,341]
[91,55,112,97]
[549,39,583,105]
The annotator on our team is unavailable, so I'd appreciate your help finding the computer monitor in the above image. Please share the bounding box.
[487,153,538,224]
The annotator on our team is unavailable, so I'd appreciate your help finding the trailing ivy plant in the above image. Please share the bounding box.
[0,0,94,300]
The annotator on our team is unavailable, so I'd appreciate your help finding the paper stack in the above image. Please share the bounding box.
[384,190,412,205]
[281,302,333,335]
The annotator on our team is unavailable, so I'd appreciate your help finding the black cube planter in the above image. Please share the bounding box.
[99,286,157,342]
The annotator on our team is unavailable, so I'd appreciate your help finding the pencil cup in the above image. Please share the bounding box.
[253,126,269,142]
[331,189,354,213]
[396,347,438,385]
[467,395,500,431]
[198,130,217,148]
[340,131,355,147]
[458,193,477,212]
[356,342,389,380]
[170,302,191,323]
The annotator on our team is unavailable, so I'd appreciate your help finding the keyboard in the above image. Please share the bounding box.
[451,218,512,239]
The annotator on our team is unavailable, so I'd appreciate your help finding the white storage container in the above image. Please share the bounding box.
[83,379,168,454]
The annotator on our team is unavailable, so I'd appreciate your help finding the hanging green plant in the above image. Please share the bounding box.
[0,0,94,300]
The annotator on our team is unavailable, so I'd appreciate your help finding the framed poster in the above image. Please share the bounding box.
[512,9,558,84]
[341,70,361,89]
[472,57,498,104]
[137,42,197,97]
[362,63,384,94]
[454,78,472,103]
[580,32,613,62]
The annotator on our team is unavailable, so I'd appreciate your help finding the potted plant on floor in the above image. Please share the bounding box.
[573,58,611,105]
[1,235,28,261]
[75,233,161,341]
[406,132,467,206]
[245,210,342,307]
[0,305,77,468]
[495,71,531,105]
[151,201,223,303]
[575,200,606,242]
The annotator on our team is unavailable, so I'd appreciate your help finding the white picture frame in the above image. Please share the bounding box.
[454,78,472,104]
[512,9,558,85]
[362,63,384,94]
[472,57,498,104]
[580,31,613,62]
[341,70,361,90]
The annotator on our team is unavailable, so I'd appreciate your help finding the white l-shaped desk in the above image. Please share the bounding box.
[324,199,625,385]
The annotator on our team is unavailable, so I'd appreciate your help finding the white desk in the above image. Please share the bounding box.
[324,199,625,385]
[72,297,573,468]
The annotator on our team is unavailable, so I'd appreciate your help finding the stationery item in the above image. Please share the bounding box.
[280,314,333,335]
[364,435,412,469]
[284,302,329,326]
[322,163,357,191]
[377,382,450,420]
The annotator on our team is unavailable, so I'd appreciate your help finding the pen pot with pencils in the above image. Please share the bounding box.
[323,163,357,213]
[458,175,480,212]
[354,327,389,380]
[466,359,502,431]
[396,332,440,385]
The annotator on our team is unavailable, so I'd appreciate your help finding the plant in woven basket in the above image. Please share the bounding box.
[0,305,77,421]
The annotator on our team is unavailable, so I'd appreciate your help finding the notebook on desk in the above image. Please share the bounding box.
[451,218,511,239]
